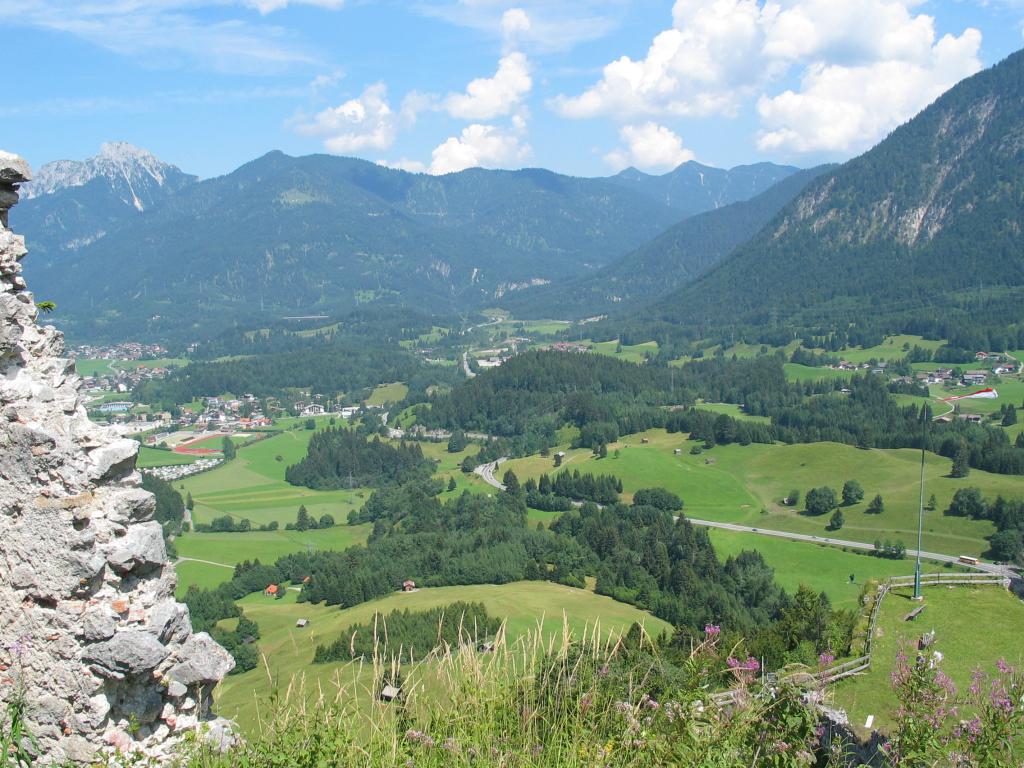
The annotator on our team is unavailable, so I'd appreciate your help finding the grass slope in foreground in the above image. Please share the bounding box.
[833,585,1024,733]
[215,581,672,730]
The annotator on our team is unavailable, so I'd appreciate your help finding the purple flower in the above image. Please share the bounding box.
[818,652,835,666]
[704,624,721,636]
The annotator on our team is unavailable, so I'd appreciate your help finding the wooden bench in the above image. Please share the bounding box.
[903,605,925,622]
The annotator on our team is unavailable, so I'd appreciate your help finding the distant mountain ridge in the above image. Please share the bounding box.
[647,48,1024,341]
[17,149,798,342]
[500,165,832,319]
[603,161,799,218]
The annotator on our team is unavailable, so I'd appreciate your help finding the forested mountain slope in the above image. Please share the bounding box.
[646,49,1024,344]
[17,142,196,258]
[18,149,799,342]
[501,165,830,318]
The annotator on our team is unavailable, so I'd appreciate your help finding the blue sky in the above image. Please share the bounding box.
[3,0,1023,179]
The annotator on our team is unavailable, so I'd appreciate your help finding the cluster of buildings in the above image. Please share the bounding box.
[71,342,168,360]
[81,363,175,398]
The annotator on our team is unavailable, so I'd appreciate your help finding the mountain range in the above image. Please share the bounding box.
[646,48,1024,344]
[16,148,796,341]
[500,164,834,319]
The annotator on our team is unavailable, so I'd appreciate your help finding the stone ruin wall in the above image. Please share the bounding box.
[0,151,234,765]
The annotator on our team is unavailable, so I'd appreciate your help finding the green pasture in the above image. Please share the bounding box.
[214,581,672,729]
[692,402,771,423]
[586,339,659,364]
[833,585,1024,734]
[783,363,854,383]
[831,335,946,364]
[365,382,409,406]
[174,560,235,596]
[176,524,371,568]
[75,359,115,376]
[179,428,368,528]
[707,530,937,612]
[503,431,1017,556]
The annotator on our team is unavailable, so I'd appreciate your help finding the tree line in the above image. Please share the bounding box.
[312,602,500,664]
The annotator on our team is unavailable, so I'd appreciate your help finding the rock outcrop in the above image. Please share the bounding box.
[0,151,234,765]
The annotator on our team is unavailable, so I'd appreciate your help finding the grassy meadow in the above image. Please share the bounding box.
[215,581,672,729]
[706,529,934,612]
[365,382,409,406]
[178,426,368,528]
[833,585,1024,733]
[502,430,1017,556]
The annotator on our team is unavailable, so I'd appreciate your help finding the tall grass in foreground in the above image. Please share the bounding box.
[184,618,836,767]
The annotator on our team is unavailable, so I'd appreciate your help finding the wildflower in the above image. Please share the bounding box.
[818,652,835,666]
[997,658,1012,674]
[580,693,594,713]
[598,664,610,677]
[704,624,720,636]
[442,738,458,752]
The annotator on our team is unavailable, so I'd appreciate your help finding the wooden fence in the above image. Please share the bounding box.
[711,571,1011,706]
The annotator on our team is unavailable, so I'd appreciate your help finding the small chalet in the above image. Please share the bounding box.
[403,579,416,592]
[963,371,988,385]
[295,619,309,628]
[380,685,402,702]
[264,584,279,597]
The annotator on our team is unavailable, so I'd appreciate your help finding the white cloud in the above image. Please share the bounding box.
[554,0,770,119]
[377,158,428,173]
[604,122,695,172]
[243,0,344,13]
[555,0,985,155]
[443,52,532,120]
[0,0,319,74]
[294,83,398,153]
[428,124,531,175]
[415,1,623,53]
[501,7,531,49]
[758,29,982,153]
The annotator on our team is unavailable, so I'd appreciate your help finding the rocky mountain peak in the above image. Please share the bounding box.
[22,143,196,211]
[0,151,233,765]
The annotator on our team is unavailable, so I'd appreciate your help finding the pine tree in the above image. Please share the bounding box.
[951,445,970,478]
[296,505,312,531]
[502,469,521,495]
[866,494,884,515]
[186,492,194,511]
[447,476,457,492]
[1002,405,1017,426]
[926,493,936,511]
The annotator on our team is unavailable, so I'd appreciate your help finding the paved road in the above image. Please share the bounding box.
[472,458,1017,580]
[474,459,507,489]
[684,519,1014,578]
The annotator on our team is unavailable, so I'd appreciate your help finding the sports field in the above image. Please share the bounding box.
[502,430,1016,556]
[214,581,672,729]
[833,585,1024,733]
[136,447,197,468]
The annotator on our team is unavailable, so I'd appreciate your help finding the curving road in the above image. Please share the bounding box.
[472,459,1017,580]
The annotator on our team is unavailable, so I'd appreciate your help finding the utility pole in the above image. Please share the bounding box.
[913,406,927,601]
